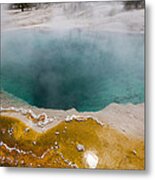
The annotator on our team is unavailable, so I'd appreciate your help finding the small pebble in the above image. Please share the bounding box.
[76,144,85,152]
[25,127,30,132]
[21,160,25,165]
[54,141,58,146]
[132,149,137,155]
[32,141,36,145]
[55,145,59,149]
[37,164,41,167]
[8,128,14,136]
[55,131,60,135]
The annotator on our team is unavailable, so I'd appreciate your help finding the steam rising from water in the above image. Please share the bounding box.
[1,29,144,112]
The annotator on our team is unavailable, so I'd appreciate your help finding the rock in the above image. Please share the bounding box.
[55,131,60,135]
[8,128,14,136]
[25,127,30,132]
[54,145,59,149]
[132,149,137,155]
[32,141,36,145]
[76,144,85,152]
[54,141,58,146]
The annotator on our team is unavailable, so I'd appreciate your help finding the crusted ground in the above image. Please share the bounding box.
[0,115,144,169]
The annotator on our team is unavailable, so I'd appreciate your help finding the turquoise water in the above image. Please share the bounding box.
[1,29,144,112]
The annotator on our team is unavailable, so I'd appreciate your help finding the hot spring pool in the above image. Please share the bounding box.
[1,29,144,112]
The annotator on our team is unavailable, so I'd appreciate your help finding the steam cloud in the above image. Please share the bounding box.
[1,29,144,112]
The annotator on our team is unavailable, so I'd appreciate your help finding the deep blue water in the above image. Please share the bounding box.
[1,29,144,112]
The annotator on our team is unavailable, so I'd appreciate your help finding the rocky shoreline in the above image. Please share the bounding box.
[0,91,144,139]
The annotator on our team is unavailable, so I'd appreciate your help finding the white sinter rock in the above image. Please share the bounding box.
[76,144,85,152]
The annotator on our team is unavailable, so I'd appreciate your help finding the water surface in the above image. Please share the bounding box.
[1,29,144,111]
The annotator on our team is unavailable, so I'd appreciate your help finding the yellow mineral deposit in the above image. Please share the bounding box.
[0,110,144,169]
